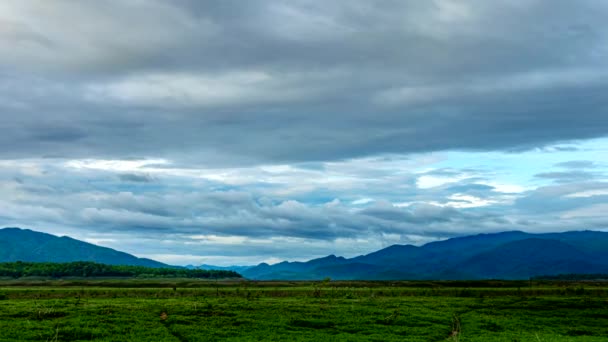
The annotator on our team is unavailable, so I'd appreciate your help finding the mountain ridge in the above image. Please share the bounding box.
[4,227,608,280]
[243,230,608,280]
[0,227,168,268]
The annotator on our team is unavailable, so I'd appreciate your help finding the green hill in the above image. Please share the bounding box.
[0,227,167,268]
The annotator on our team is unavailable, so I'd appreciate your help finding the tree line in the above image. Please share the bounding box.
[532,274,608,281]
[0,261,242,279]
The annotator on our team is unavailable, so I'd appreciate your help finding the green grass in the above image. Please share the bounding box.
[1,281,607,341]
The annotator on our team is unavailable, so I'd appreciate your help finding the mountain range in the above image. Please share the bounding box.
[3,227,608,280]
[0,227,167,268]
[242,230,608,280]
[185,264,253,273]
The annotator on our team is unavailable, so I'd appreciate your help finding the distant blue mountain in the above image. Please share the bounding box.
[185,264,253,273]
[5,227,608,280]
[242,230,608,280]
[0,227,168,268]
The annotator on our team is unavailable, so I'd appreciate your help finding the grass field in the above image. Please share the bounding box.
[1,280,607,341]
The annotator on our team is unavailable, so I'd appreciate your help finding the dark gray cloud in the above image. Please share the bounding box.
[118,173,155,183]
[0,1,607,165]
[360,201,462,224]
[515,181,608,214]
[555,160,596,169]
[535,171,596,183]
[446,184,495,193]
[534,160,605,183]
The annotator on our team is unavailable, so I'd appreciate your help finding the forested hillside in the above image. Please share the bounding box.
[0,261,241,279]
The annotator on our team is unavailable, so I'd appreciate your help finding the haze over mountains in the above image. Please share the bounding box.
[185,264,254,274]
[3,227,608,280]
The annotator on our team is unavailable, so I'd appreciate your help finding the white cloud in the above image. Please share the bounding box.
[352,198,374,205]
[188,235,249,245]
[85,71,306,108]
[565,189,608,198]
[66,159,170,172]
[444,194,496,208]
[417,174,471,189]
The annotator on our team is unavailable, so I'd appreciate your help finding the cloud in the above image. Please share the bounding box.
[0,156,503,232]
[534,159,605,183]
[84,70,332,108]
[555,160,596,169]
[535,171,596,183]
[0,1,606,165]
[0,0,205,72]
[515,181,608,215]
[118,173,155,183]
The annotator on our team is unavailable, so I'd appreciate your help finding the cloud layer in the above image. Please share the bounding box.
[1,0,607,165]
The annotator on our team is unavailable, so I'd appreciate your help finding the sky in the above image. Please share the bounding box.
[1,0,607,266]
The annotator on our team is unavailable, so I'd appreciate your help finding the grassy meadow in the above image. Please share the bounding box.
[1,280,607,341]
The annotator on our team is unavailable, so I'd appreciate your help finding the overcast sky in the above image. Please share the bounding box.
[1,0,607,265]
